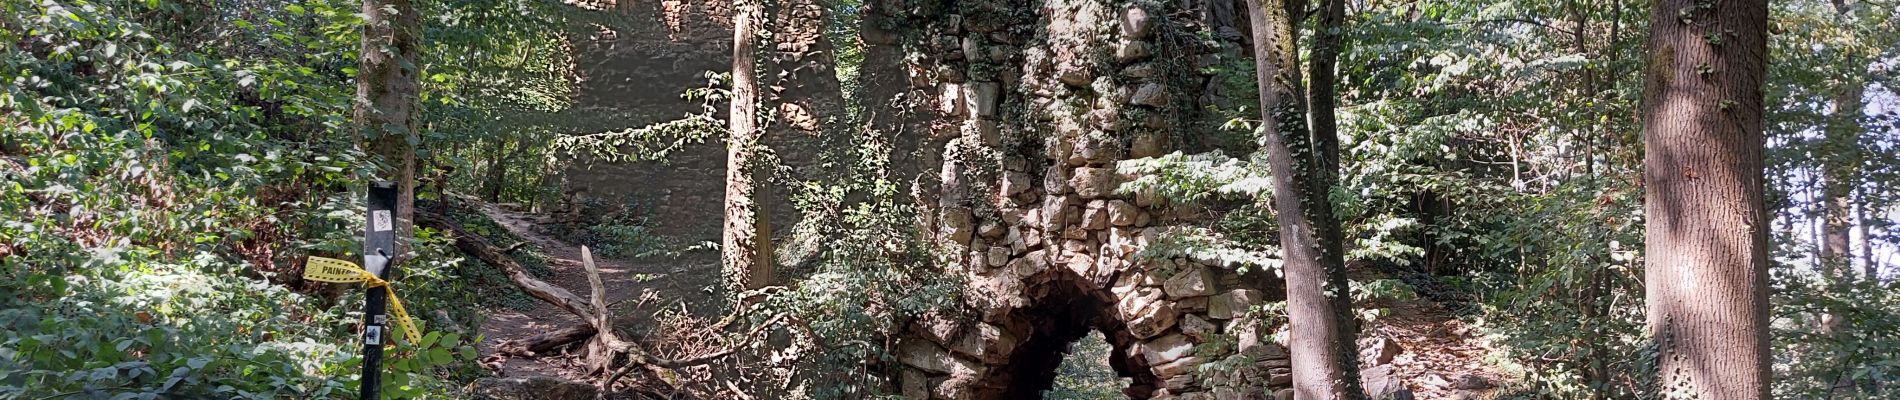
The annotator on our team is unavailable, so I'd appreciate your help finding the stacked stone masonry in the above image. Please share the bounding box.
[876,0,1293,397]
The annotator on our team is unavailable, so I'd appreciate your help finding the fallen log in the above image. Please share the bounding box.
[416,211,597,322]
[495,324,596,356]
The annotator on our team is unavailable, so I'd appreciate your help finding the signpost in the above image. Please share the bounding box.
[360,181,398,400]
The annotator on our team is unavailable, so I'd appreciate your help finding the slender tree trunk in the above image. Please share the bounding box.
[355,0,422,255]
[483,140,507,202]
[1247,0,1363,398]
[1821,84,1863,279]
[1638,0,1771,397]
[1860,189,1876,280]
[724,0,774,291]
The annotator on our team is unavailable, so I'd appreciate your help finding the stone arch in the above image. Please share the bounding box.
[876,0,1298,394]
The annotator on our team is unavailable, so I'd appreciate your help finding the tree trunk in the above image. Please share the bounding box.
[724,0,774,292]
[1246,0,1363,398]
[483,140,507,203]
[1821,84,1862,279]
[1860,189,1876,280]
[1638,0,1772,397]
[355,0,422,256]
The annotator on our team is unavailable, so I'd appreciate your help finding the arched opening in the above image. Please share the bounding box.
[989,271,1160,399]
[1046,331,1133,398]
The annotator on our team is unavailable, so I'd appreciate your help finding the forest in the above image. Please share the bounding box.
[1,0,1897,398]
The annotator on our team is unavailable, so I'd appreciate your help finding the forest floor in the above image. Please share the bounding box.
[472,203,722,381]
[1356,273,1514,399]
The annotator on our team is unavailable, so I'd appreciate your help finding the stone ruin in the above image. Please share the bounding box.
[871,0,1298,397]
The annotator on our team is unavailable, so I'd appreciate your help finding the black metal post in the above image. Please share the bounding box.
[360,181,398,400]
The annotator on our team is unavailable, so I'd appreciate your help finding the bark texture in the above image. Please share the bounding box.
[723,0,774,292]
[1638,0,1772,397]
[355,0,422,254]
[1246,0,1363,398]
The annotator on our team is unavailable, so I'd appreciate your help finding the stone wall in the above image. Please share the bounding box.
[873,0,1294,397]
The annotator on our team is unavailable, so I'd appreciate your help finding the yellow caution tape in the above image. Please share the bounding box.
[304,256,422,346]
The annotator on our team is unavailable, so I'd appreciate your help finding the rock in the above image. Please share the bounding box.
[1106,200,1140,226]
[466,377,598,400]
[942,207,974,245]
[1177,295,1209,312]
[1153,356,1201,379]
[1116,40,1151,63]
[1123,62,1159,79]
[986,246,1010,267]
[1208,289,1262,319]
[1058,62,1093,86]
[1269,370,1292,386]
[1451,374,1494,390]
[1011,250,1050,277]
[903,63,929,87]
[1162,374,1197,391]
[1062,239,1091,255]
[1123,292,1178,338]
[939,82,967,116]
[964,119,999,146]
[1063,225,1090,240]
[1121,6,1155,39]
[1081,203,1109,229]
[1138,333,1196,365]
[937,375,980,400]
[1069,167,1123,199]
[961,36,981,61]
[1367,335,1404,366]
[1240,327,1289,361]
[1002,171,1033,196]
[1180,313,1217,340]
[1066,253,1096,278]
[1131,82,1170,107]
[1275,388,1295,400]
[1112,272,1146,295]
[938,64,966,83]
[949,323,1018,364]
[1163,265,1215,298]
[1135,186,1161,207]
[1089,107,1126,131]
[966,81,1001,118]
[1361,364,1416,400]
[914,314,964,344]
[1131,133,1165,158]
[901,369,931,399]
[899,339,980,376]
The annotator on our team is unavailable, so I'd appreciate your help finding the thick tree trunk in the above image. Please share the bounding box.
[1246,0,1363,398]
[723,0,774,292]
[355,0,422,255]
[1638,0,1772,397]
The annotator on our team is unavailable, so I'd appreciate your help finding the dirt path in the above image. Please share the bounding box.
[1362,298,1510,399]
[472,204,720,381]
